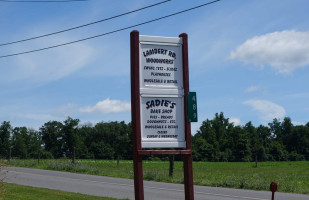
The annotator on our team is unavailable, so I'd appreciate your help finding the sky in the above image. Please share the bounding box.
[0,0,309,133]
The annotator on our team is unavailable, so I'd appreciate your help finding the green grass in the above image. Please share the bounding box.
[193,161,309,194]
[0,163,4,200]
[3,159,309,194]
[1,183,127,200]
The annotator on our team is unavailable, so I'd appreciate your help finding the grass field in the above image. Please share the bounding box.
[3,159,309,194]
[1,183,126,200]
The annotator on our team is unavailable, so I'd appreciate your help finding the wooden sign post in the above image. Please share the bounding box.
[130,30,194,200]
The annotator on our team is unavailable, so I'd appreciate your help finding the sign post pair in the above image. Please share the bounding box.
[130,30,195,200]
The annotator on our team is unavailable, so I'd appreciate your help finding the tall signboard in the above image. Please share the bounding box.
[131,30,194,200]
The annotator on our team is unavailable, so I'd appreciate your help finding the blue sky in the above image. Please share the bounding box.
[1,0,309,133]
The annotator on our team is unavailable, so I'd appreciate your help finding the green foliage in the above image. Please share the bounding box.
[192,113,309,162]
[62,117,80,159]
[40,150,54,159]
[40,121,63,159]
[10,127,41,159]
[1,112,309,161]
[0,121,11,159]
[8,118,132,161]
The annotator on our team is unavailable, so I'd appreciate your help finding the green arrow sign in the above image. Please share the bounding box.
[187,92,198,122]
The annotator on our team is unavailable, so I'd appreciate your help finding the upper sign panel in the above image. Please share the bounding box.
[139,36,183,92]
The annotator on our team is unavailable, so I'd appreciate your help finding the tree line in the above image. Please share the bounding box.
[0,113,308,161]
[193,113,309,162]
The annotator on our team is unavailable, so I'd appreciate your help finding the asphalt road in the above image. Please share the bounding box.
[1,167,308,200]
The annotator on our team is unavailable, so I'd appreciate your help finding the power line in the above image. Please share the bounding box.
[0,0,88,2]
[0,0,221,59]
[0,0,172,46]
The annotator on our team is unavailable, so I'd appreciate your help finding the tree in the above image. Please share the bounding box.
[2,113,308,162]
[112,121,131,160]
[282,117,292,138]
[288,125,309,159]
[27,129,42,158]
[235,135,252,162]
[193,113,235,161]
[269,141,288,161]
[245,121,259,163]
[11,127,28,158]
[40,121,63,158]
[230,125,252,162]
[192,136,215,161]
[62,117,80,160]
[269,118,283,140]
[256,125,271,161]
[77,124,93,159]
[0,121,11,158]
[89,141,114,159]
[89,121,131,160]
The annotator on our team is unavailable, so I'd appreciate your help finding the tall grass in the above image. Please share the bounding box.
[6,159,309,194]
[7,159,134,179]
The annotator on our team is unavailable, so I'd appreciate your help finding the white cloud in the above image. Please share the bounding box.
[19,43,94,82]
[292,121,305,126]
[245,85,260,92]
[53,103,78,117]
[3,33,96,84]
[229,30,309,74]
[244,100,286,121]
[79,98,131,114]
[229,117,241,126]
[14,113,57,121]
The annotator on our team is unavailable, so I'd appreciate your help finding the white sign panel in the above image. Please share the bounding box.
[139,35,185,148]
[140,44,183,90]
[141,97,185,148]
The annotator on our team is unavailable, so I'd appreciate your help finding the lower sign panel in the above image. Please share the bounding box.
[141,97,186,148]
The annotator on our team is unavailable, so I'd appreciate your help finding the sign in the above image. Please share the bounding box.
[131,31,194,200]
[141,97,185,148]
[270,182,278,192]
[270,182,278,200]
[139,35,185,148]
[140,42,183,90]
[187,92,198,122]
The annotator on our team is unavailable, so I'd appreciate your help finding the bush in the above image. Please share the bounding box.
[41,151,54,159]
[289,151,305,161]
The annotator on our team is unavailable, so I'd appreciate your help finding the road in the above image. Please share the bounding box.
[1,167,308,200]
